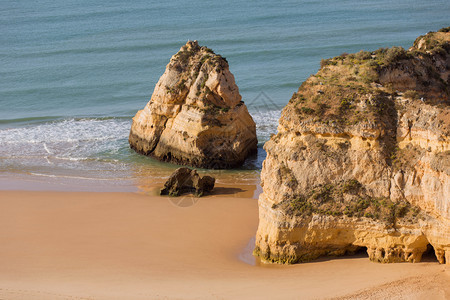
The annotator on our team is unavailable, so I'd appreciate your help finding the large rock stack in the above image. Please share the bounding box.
[254,28,450,264]
[129,41,257,169]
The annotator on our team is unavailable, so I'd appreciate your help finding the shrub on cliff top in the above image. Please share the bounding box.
[292,28,449,124]
[374,46,410,65]
[354,50,372,61]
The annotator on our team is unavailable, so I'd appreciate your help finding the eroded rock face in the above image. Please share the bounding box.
[255,28,450,264]
[160,167,215,197]
[129,41,257,169]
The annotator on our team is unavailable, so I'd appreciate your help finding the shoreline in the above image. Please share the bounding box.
[0,170,262,197]
[0,189,448,299]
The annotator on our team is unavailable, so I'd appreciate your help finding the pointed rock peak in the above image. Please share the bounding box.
[184,40,200,51]
[163,42,241,109]
[129,42,257,169]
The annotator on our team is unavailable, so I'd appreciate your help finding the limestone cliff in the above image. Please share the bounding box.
[129,41,257,169]
[255,28,450,264]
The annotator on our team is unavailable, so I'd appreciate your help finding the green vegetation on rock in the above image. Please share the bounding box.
[275,179,421,227]
[291,27,449,126]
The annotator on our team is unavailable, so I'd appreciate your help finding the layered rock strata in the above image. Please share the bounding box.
[255,28,450,264]
[129,41,257,169]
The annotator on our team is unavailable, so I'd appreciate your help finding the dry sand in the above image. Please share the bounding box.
[0,189,449,299]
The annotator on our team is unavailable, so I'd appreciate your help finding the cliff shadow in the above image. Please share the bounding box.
[299,247,370,265]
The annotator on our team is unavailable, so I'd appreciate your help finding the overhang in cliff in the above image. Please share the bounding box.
[255,27,450,265]
[129,41,257,169]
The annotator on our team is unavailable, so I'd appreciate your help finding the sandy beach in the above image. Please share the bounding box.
[1,0,449,298]
[0,188,448,300]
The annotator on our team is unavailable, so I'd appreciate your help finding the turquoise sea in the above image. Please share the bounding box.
[1,0,449,191]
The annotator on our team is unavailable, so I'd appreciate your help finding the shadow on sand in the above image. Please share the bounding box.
[210,187,246,196]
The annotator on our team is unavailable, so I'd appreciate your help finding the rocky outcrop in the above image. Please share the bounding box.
[129,41,257,169]
[255,28,450,264]
[160,167,215,197]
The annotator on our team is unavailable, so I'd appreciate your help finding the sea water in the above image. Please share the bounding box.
[1,0,449,191]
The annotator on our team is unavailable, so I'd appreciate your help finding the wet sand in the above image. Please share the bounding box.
[0,189,449,299]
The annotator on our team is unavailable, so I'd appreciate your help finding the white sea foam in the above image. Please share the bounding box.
[0,117,133,181]
[0,111,280,159]
[0,112,278,183]
[0,118,130,158]
[28,172,130,181]
[0,118,129,142]
[250,109,281,143]
[43,143,52,154]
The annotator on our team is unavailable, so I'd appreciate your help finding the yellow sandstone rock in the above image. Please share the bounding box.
[255,28,450,264]
[129,41,257,169]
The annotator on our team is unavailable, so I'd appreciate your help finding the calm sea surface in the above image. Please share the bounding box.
[1,0,449,191]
